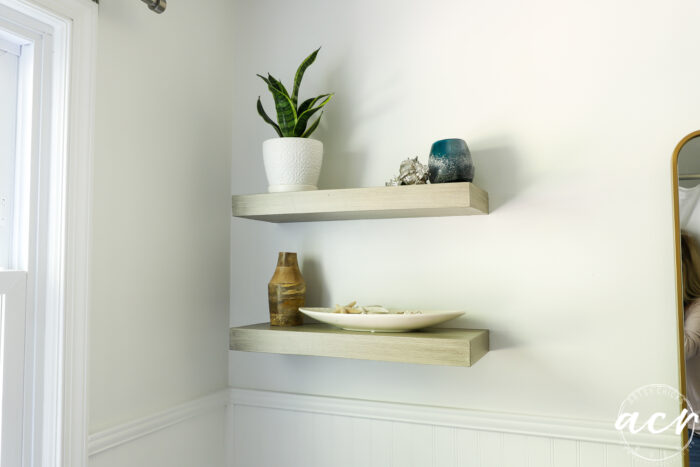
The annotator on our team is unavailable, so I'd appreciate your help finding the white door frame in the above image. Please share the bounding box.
[0,1,96,466]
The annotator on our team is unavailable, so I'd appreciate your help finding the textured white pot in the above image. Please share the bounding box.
[262,138,323,192]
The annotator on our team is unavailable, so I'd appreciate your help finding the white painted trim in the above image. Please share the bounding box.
[0,1,96,467]
[87,390,230,457]
[53,3,97,467]
[229,387,681,451]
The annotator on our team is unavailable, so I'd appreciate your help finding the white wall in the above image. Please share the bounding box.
[90,410,225,467]
[229,0,700,463]
[89,0,233,464]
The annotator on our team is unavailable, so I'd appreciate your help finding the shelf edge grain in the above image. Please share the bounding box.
[231,183,489,222]
[229,323,489,367]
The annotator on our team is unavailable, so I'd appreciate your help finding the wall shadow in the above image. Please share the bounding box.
[300,256,329,324]
[315,53,402,189]
[469,139,522,212]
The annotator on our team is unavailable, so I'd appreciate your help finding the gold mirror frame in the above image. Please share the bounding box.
[671,130,700,467]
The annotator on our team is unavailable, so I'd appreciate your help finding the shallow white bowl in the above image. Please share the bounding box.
[298,307,465,332]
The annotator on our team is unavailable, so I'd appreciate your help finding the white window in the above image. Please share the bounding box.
[0,1,96,466]
[0,36,20,270]
[0,24,30,467]
[0,271,27,466]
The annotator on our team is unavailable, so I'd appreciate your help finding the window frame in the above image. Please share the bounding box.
[0,1,96,466]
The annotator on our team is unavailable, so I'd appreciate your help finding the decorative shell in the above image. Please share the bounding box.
[386,157,430,186]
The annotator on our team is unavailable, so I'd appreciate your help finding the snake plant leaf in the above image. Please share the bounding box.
[297,94,331,117]
[296,97,315,116]
[257,74,273,88]
[268,85,297,136]
[257,97,282,137]
[293,94,332,136]
[256,47,332,138]
[302,112,323,138]
[291,47,320,107]
[267,73,290,98]
[259,73,290,98]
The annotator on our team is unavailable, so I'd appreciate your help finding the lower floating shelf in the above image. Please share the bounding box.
[229,323,489,367]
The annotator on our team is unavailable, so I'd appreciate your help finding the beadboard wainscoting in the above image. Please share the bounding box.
[229,388,682,467]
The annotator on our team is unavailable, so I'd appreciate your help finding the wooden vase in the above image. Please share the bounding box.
[268,252,305,326]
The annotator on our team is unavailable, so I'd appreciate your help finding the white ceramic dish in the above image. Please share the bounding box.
[298,307,465,332]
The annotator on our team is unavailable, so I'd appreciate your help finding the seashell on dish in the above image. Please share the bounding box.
[299,307,464,332]
[331,302,425,316]
[359,306,390,314]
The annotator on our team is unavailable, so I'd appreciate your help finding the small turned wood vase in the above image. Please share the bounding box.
[268,252,305,326]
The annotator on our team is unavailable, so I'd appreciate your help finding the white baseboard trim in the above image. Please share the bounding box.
[229,387,681,451]
[88,389,229,456]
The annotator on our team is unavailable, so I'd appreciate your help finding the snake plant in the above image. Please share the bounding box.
[257,48,333,138]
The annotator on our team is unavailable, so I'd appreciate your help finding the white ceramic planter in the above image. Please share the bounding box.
[262,138,323,192]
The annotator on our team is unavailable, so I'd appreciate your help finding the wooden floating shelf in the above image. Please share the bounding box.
[229,323,489,367]
[231,182,488,222]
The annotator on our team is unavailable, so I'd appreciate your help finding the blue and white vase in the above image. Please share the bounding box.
[428,138,474,184]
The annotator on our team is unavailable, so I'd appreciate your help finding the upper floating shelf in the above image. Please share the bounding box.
[231,182,489,223]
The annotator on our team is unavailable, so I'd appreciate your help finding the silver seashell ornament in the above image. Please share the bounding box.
[386,157,430,186]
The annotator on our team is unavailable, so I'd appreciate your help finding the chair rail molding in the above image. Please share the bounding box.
[87,390,230,456]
